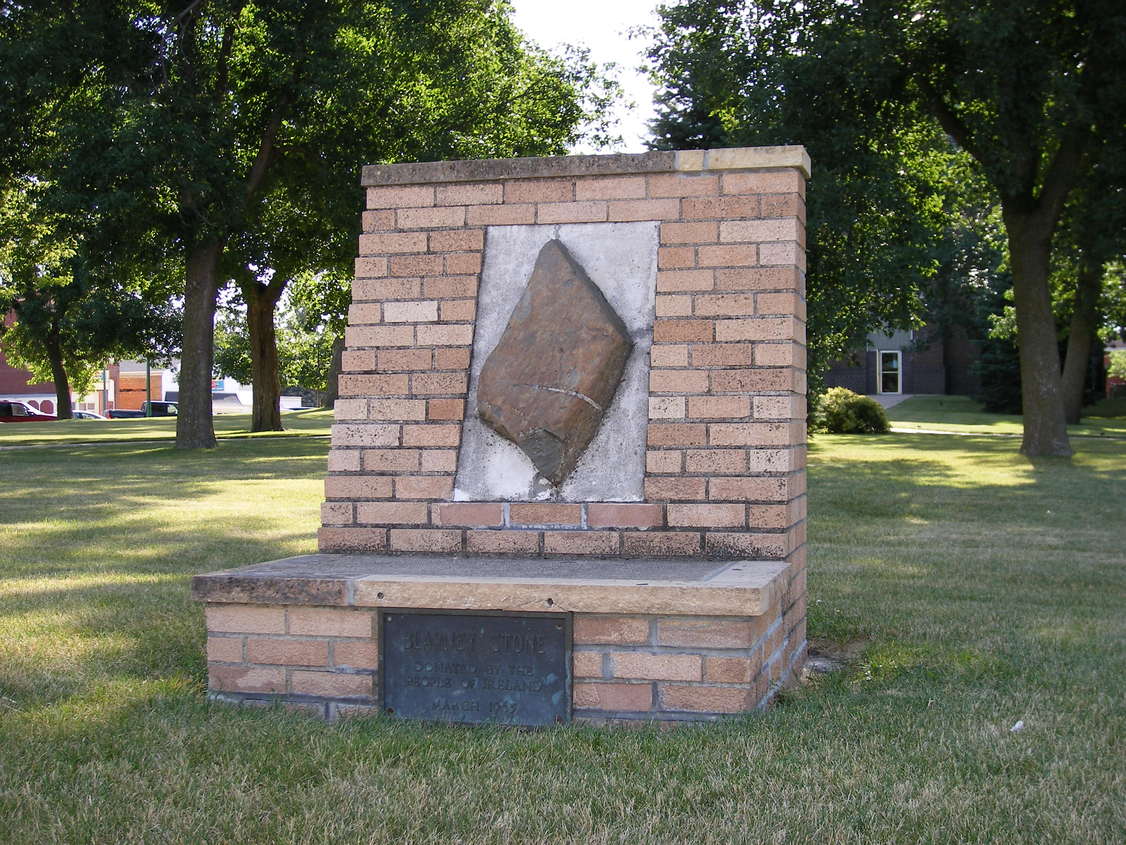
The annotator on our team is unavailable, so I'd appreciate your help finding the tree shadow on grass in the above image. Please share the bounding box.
[0,438,329,707]
[1,438,328,578]
[3,433,1123,715]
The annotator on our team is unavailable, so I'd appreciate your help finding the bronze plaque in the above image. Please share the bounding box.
[380,610,570,726]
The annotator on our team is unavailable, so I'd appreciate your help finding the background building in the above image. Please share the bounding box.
[824,325,983,397]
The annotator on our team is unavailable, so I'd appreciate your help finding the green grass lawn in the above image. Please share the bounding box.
[0,407,334,447]
[887,394,1126,438]
[1,430,1123,842]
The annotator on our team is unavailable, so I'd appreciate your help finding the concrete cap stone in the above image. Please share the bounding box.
[361,146,810,187]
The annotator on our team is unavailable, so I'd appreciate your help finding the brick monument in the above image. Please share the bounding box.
[194,145,810,724]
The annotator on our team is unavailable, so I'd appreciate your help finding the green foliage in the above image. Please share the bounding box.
[0,180,179,400]
[646,1,1004,394]
[989,212,1125,352]
[974,337,1023,415]
[972,276,1025,414]
[211,312,253,387]
[1107,350,1126,382]
[817,387,890,434]
[1100,263,1126,344]
[287,269,353,349]
[1,323,98,397]
[281,269,353,393]
[282,328,336,395]
[3,0,616,443]
[213,293,338,394]
[212,268,350,397]
[921,163,1011,352]
[648,0,1126,454]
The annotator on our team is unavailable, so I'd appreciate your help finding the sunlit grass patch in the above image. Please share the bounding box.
[886,394,1126,437]
[0,407,333,447]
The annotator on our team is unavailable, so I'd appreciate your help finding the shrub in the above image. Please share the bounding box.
[818,387,890,433]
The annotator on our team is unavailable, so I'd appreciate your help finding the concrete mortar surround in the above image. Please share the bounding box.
[197,146,811,724]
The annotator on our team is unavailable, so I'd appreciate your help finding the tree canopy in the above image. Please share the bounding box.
[0,177,179,417]
[2,0,612,445]
[649,0,1000,393]
[649,0,1126,455]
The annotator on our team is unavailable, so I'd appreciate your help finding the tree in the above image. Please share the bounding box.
[906,1,1123,452]
[218,17,615,434]
[0,180,79,416]
[285,269,353,404]
[8,0,609,447]
[648,1,999,397]
[213,270,353,410]
[1055,147,1126,421]
[979,183,1126,419]
[649,0,1126,456]
[0,180,178,417]
[213,282,339,405]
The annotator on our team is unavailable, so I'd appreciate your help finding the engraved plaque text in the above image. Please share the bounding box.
[380,611,570,727]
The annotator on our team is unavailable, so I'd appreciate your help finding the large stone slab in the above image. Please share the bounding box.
[192,554,790,617]
[477,239,632,486]
[454,222,658,502]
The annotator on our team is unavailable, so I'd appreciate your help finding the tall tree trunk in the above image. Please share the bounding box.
[176,238,223,449]
[1003,208,1072,457]
[1060,251,1102,424]
[242,281,284,432]
[44,328,73,419]
[324,334,345,408]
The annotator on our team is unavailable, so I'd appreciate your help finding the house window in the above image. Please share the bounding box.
[879,350,901,394]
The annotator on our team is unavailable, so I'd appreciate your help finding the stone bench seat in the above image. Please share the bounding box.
[192,554,790,617]
[196,554,803,722]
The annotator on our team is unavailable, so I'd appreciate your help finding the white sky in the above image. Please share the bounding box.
[508,0,664,153]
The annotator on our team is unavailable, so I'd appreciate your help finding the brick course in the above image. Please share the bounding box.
[204,596,806,722]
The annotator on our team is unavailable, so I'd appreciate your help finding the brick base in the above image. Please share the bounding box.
[199,556,806,723]
[205,609,805,722]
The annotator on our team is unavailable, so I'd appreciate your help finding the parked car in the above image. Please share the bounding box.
[106,401,178,419]
[72,410,108,420]
[0,400,57,422]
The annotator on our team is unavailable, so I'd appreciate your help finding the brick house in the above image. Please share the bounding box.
[824,324,982,397]
[0,348,176,415]
[0,349,58,414]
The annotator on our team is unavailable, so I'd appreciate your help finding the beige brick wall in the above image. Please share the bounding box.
[205,606,805,722]
[206,605,378,712]
[321,148,807,562]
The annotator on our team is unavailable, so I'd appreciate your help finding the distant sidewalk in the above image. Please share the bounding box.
[871,393,914,409]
